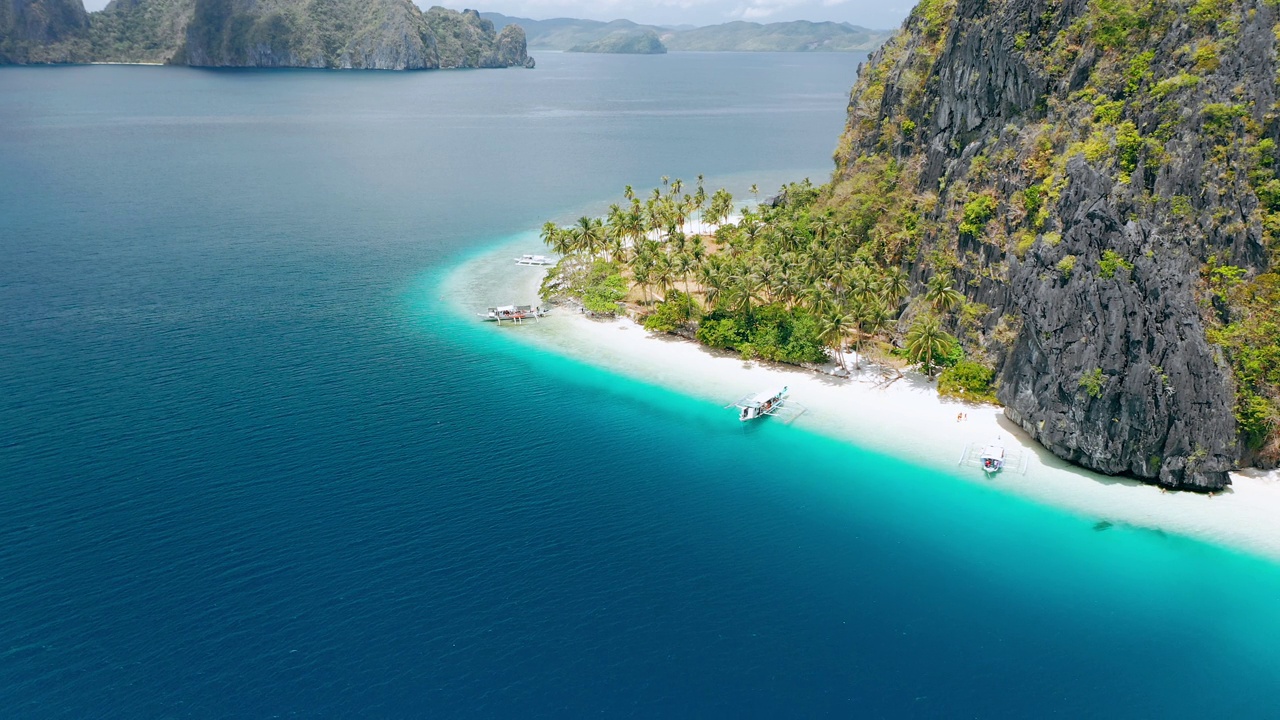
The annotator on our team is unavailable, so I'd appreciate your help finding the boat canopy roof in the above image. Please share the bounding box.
[747,387,787,406]
[979,445,1005,460]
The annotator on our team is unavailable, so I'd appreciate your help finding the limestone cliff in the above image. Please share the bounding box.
[829,0,1280,490]
[0,0,532,69]
[0,0,91,63]
[422,7,531,68]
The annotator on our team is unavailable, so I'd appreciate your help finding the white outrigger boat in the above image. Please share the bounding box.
[728,386,806,423]
[515,254,555,266]
[479,305,547,324]
[979,445,1006,475]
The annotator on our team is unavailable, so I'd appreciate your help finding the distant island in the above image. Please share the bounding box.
[0,0,533,70]
[568,30,665,55]
[483,13,892,55]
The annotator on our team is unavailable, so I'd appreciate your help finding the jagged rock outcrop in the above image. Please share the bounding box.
[183,0,438,69]
[422,7,529,69]
[830,0,1280,489]
[0,0,532,69]
[0,0,91,63]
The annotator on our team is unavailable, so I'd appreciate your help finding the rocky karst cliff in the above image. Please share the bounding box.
[0,0,90,62]
[0,0,532,69]
[828,0,1280,489]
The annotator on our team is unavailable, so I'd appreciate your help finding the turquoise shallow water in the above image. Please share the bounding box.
[4,56,1280,717]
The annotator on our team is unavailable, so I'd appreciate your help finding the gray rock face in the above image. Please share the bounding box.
[183,0,439,69]
[1,0,529,70]
[493,24,532,67]
[0,0,90,63]
[834,0,1278,489]
[1001,158,1238,489]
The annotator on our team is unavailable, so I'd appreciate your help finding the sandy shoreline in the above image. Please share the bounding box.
[447,235,1280,561]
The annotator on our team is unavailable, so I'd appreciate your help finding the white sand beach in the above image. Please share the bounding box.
[449,237,1280,561]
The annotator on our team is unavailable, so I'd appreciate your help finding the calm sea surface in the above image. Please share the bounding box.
[3,54,1280,718]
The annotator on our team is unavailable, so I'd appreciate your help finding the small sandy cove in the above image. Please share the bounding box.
[454,240,1280,561]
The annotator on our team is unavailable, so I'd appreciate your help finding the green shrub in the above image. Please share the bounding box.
[938,360,998,402]
[1057,254,1078,278]
[1257,179,1280,211]
[696,317,744,349]
[1116,121,1143,174]
[642,291,697,332]
[1202,103,1248,138]
[1192,42,1220,72]
[1125,50,1154,95]
[959,195,998,236]
[1079,368,1106,398]
[1189,0,1227,26]
[1251,138,1277,168]
[1170,195,1193,218]
[582,272,628,314]
[1093,99,1125,124]
[1014,232,1036,258]
[1237,392,1277,450]
[1150,73,1200,100]
[1021,185,1043,219]
[1098,249,1134,279]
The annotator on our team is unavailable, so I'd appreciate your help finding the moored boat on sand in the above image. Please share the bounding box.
[980,445,1006,475]
[515,254,555,266]
[730,386,805,422]
[480,305,547,324]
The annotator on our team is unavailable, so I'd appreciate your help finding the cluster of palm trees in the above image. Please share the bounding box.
[542,178,971,374]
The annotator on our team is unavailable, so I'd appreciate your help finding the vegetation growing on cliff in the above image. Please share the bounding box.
[1,0,532,69]
[815,0,1280,487]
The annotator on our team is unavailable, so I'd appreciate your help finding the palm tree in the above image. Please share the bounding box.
[673,252,695,294]
[925,274,965,314]
[820,309,854,369]
[653,253,675,301]
[811,213,835,250]
[853,299,892,369]
[707,188,734,229]
[906,314,957,379]
[573,216,605,258]
[731,272,765,315]
[880,266,910,309]
[541,221,572,257]
[634,262,656,305]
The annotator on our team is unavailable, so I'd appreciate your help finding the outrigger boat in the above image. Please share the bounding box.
[728,386,806,423]
[515,254,555,266]
[979,445,1006,475]
[479,305,547,324]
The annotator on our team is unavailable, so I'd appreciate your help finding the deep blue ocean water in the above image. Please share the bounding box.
[4,54,1280,718]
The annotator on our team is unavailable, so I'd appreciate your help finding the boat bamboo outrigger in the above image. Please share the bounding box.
[515,254,555,266]
[727,386,806,423]
[479,305,547,324]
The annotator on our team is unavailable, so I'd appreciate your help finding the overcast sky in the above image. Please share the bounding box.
[81,1,912,30]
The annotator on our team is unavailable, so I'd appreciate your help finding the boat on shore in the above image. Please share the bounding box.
[480,305,547,324]
[729,386,805,423]
[515,254,555,266]
[980,445,1006,475]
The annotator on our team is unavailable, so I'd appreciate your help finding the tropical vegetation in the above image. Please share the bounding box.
[539,176,989,395]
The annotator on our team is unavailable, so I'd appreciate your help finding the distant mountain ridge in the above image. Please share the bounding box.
[568,29,665,55]
[482,12,892,54]
[0,0,534,69]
